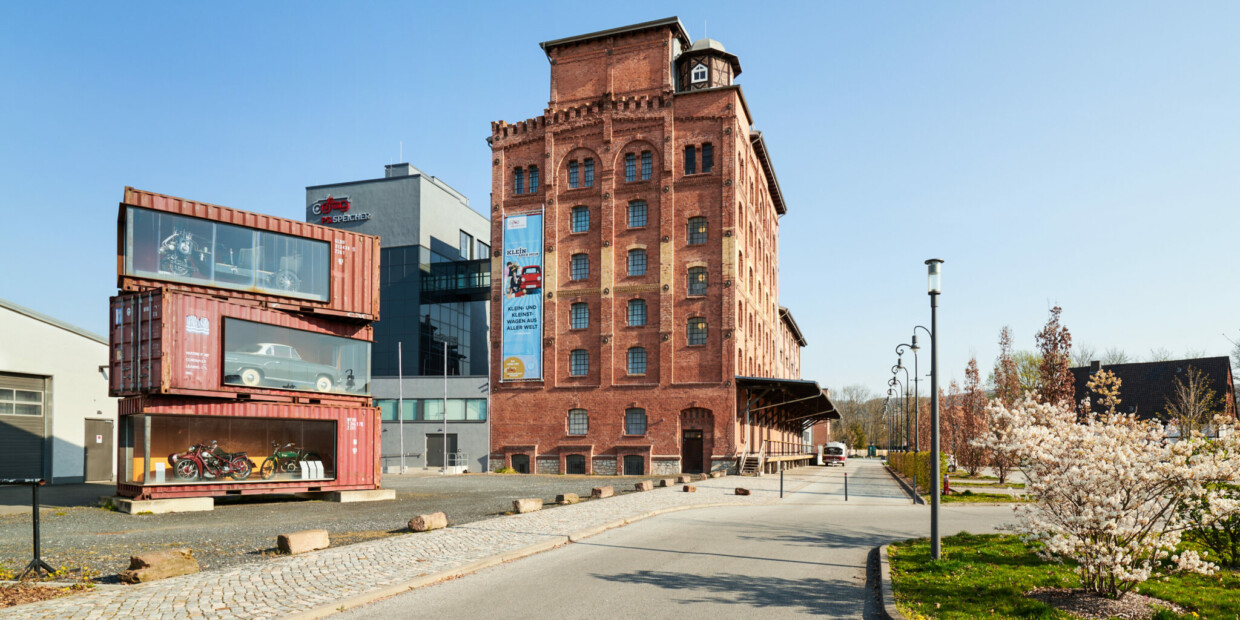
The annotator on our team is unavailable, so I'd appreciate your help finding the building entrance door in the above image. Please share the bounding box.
[426,434,458,468]
[682,429,704,474]
[84,419,113,482]
[510,454,530,474]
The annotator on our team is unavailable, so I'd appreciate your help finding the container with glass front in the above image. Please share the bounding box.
[116,397,379,500]
[110,290,371,402]
[117,187,380,321]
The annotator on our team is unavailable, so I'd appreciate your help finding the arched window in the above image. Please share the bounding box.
[571,205,589,233]
[570,302,588,329]
[688,217,707,245]
[627,347,647,375]
[623,454,645,475]
[628,200,647,228]
[625,408,647,435]
[570,349,589,376]
[628,248,647,276]
[628,299,647,326]
[568,409,588,436]
[571,253,588,280]
[688,317,707,345]
[565,454,587,474]
[688,266,707,296]
[691,63,708,83]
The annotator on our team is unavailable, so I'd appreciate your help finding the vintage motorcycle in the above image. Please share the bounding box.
[259,441,322,480]
[168,440,255,481]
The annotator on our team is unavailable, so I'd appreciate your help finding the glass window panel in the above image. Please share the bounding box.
[568,161,579,188]
[222,318,371,395]
[584,159,594,187]
[0,389,12,400]
[514,168,524,194]
[641,151,652,180]
[572,206,589,233]
[684,146,696,175]
[423,399,444,420]
[401,400,418,421]
[571,303,588,329]
[628,347,647,375]
[688,217,707,245]
[568,409,588,435]
[460,231,474,259]
[529,166,539,193]
[702,143,714,173]
[688,267,707,295]
[445,399,467,421]
[466,399,488,421]
[377,400,397,421]
[570,350,588,376]
[628,299,646,326]
[17,403,41,416]
[628,201,647,228]
[625,408,647,435]
[0,402,12,415]
[139,414,336,485]
[571,254,589,280]
[689,317,708,345]
[625,153,636,182]
[124,206,330,302]
[628,249,646,276]
[14,390,40,403]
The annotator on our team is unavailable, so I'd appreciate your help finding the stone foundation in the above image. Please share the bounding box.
[536,458,559,474]
[592,457,617,475]
[489,456,504,472]
[711,459,739,475]
[651,458,680,475]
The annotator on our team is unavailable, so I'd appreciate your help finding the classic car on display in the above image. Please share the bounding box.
[224,342,349,393]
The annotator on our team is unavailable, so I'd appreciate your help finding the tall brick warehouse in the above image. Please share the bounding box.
[488,17,837,476]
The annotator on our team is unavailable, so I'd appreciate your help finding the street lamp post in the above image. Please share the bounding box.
[888,375,906,452]
[926,258,943,560]
[893,361,911,450]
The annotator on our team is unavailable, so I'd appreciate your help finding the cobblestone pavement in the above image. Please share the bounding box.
[7,472,819,619]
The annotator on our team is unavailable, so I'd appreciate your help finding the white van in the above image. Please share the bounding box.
[823,442,848,467]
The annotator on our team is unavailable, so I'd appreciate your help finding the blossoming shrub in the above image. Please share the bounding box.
[981,396,1240,598]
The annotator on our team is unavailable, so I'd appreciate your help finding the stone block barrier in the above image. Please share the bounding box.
[634,480,653,492]
[658,479,676,487]
[513,498,543,513]
[683,485,697,493]
[556,493,580,505]
[278,529,330,555]
[408,512,448,532]
[119,548,199,584]
[591,486,614,499]
[675,475,692,483]
[735,488,750,496]
[710,471,725,478]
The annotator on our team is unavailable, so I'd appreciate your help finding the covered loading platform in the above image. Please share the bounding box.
[736,376,840,474]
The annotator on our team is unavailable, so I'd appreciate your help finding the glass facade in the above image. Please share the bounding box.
[375,398,487,422]
[121,415,336,486]
[374,245,489,377]
[124,206,330,301]
[222,319,371,395]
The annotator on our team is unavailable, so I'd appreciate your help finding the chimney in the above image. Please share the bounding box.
[385,163,421,178]
[1090,360,1101,373]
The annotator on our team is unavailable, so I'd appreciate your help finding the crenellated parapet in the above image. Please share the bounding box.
[491,94,674,145]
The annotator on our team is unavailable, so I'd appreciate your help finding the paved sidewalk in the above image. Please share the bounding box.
[8,473,816,619]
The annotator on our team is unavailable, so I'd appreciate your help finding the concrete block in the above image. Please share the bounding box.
[556,493,580,505]
[296,489,395,503]
[119,548,198,583]
[591,486,614,498]
[634,480,653,492]
[683,485,697,493]
[658,479,676,487]
[278,529,330,555]
[408,512,448,532]
[513,498,543,513]
[697,473,710,481]
[107,497,214,515]
[675,475,692,483]
[735,488,750,496]
[710,471,725,478]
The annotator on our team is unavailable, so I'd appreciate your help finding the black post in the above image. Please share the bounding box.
[844,472,848,501]
[13,480,54,580]
[927,258,943,561]
[780,468,784,498]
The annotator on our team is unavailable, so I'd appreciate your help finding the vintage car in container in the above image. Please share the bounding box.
[224,342,354,393]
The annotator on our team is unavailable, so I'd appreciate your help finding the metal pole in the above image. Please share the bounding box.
[844,472,848,501]
[443,340,449,474]
[914,351,920,452]
[930,289,941,560]
[780,468,784,498]
[398,342,405,474]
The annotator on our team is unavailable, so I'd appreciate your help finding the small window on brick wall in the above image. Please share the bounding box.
[584,158,594,187]
[684,146,696,175]
[625,408,647,435]
[688,217,707,245]
[571,302,588,329]
[514,168,524,194]
[628,200,647,228]
[571,253,589,280]
[688,266,707,296]
[625,153,636,182]
[688,317,707,345]
[628,299,647,326]
[628,249,647,276]
[568,161,579,189]
[641,151,652,180]
[571,205,589,233]
[568,409,588,435]
[570,349,589,376]
[627,347,647,375]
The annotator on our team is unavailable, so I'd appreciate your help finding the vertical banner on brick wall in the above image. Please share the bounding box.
[500,213,543,381]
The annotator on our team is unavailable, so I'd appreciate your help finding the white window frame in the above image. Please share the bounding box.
[691,63,708,84]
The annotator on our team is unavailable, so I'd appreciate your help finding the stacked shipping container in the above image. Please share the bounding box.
[111,188,382,500]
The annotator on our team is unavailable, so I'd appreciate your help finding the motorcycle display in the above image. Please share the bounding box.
[168,440,255,481]
[158,224,212,277]
[260,441,323,480]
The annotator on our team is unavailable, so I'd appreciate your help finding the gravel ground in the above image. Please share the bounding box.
[0,473,651,582]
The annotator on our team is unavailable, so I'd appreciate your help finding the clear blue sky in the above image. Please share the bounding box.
[2,2,1237,395]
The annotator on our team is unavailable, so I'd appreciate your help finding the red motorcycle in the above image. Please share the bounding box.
[169,440,255,481]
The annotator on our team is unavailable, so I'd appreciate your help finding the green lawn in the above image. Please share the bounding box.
[889,533,1240,619]
[941,491,1031,503]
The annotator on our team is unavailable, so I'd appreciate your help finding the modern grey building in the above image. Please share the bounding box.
[0,297,118,483]
[306,163,491,473]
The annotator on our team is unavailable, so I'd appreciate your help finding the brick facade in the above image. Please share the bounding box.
[489,18,815,476]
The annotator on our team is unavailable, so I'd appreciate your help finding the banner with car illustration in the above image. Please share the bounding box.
[501,213,543,381]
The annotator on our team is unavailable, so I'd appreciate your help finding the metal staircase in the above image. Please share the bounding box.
[739,441,766,476]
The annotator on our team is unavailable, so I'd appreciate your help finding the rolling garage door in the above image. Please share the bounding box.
[0,373,48,480]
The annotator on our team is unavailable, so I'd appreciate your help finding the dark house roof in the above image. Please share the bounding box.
[1070,357,1237,421]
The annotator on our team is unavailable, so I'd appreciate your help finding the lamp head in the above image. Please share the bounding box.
[925,258,944,295]
[911,333,919,351]
[897,357,903,369]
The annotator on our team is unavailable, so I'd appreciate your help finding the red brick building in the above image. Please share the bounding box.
[488,18,837,476]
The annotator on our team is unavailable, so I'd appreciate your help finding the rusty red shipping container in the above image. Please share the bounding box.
[111,289,373,405]
[117,187,380,322]
[116,395,380,500]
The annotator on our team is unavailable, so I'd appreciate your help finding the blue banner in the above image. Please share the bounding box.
[501,213,543,381]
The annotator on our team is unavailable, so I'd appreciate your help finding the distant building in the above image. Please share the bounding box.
[306,164,491,472]
[486,18,837,476]
[0,298,117,483]
[1071,357,1237,432]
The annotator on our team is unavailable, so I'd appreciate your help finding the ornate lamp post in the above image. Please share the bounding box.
[888,375,907,452]
[893,360,911,450]
[926,258,944,560]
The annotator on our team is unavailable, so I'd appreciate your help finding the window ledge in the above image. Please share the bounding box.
[627,373,647,377]
[570,230,588,235]
[627,226,648,231]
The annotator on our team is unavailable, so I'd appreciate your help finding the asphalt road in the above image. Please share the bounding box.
[336,459,1015,619]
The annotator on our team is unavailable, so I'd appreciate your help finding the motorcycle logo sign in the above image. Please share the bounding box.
[310,195,350,215]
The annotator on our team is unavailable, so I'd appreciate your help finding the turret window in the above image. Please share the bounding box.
[691,63,708,84]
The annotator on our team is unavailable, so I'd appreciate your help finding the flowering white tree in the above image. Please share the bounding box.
[979,396,1240,598]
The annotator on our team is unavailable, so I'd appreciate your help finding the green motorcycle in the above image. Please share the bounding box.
[259,441,322,480]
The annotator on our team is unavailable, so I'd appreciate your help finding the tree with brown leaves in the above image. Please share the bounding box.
[993,326,1022,407]
[956,357,990,475]
[1035,306,1074,407]
[1086,368,1122,415]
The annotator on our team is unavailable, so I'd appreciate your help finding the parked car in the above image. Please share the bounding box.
[520,265,542,294]
[823,442,848,467]
[224,342,342,392]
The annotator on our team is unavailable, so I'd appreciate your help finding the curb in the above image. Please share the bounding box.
[290,491,783,618]
[879,545,905,620]
[882,465,925,505]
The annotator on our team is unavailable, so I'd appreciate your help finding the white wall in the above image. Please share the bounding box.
[0,306,116,482]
